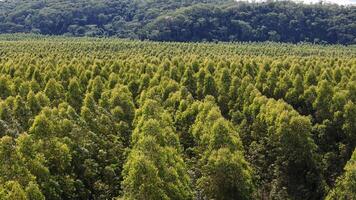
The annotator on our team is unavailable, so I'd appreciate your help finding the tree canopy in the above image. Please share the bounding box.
[0,0,355,44]
[0,35,355,199]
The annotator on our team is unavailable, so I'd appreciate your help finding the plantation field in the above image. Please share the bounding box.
[0,36,355,199]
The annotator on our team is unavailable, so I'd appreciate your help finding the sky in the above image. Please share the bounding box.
[238,0,356,5]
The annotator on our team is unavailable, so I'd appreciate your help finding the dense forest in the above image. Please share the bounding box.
[0,35,354,199]
[0,0,355,44]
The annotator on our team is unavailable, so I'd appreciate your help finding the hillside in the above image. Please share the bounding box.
[0,0,355,44]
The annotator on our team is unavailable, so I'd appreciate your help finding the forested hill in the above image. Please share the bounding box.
[0,0,355,44]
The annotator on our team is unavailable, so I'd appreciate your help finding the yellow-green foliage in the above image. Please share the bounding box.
[326,149,356,200]
[0,35,355,200]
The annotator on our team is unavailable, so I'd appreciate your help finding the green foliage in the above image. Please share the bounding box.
[198,148,254,200]
[25,182,45,200]
[0,1,355,44]
[0,36,354,199]
[0,181,27,200]
[190,97,255,199]
[0,136,45,200]
[326,149,356,200]
[122,100,192,200]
